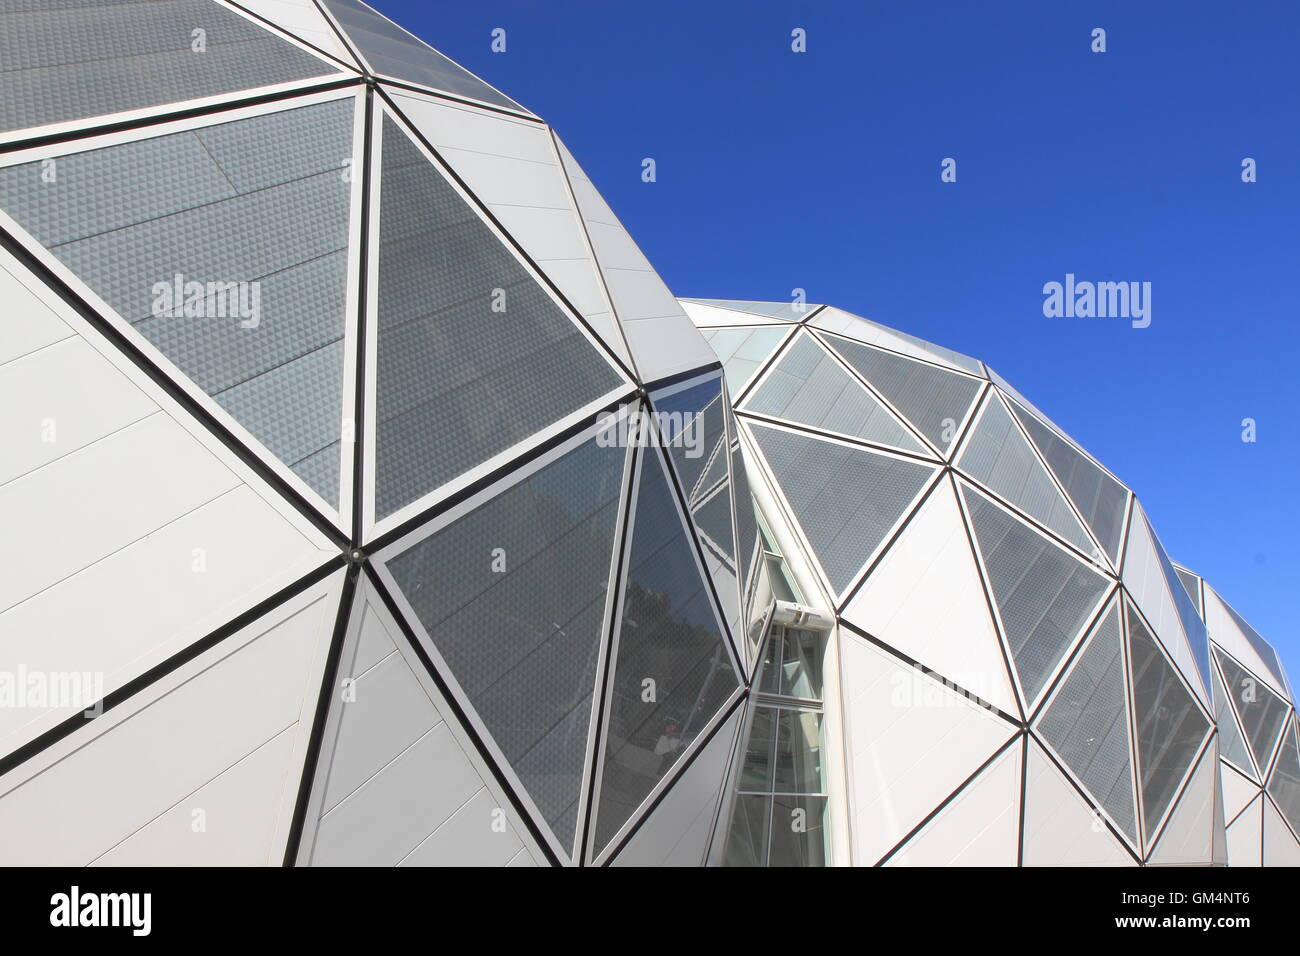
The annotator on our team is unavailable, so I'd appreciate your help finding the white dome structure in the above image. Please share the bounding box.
[0,0,1291,868]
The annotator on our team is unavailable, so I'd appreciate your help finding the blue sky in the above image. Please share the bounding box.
[372,0,1298,676]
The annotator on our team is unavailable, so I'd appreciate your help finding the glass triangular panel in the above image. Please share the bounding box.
[0,0,340,135]
[1212,658,1258,779]
[1037,601,1138,843]
[822,333,983,454]
[1128,604,1211,840]
[1266,720,1300,839]
[1007,399,1129,564]
[1174,567,1203,617]
[383,433,627,857]
[699,326,791,398]
[593,446,739,856]
[1214,647,1288,776]
[0,99,355,505]
[960,483,1110,705]
[957,394,1097,555]
[373,115,623,519]
[749,422,936,596]
[746,332,927,454]
[320,0,523,110]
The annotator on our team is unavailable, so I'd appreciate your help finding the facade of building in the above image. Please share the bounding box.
[0,0,1292,866]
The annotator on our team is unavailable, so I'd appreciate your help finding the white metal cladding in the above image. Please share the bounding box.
[0,0,1289,869]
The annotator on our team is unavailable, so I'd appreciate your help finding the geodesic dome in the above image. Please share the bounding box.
[683,297,1299,866]
[0,0,740,866]
[0,0,1293,869]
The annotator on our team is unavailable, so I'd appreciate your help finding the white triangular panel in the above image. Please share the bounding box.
[1262,798,1300,867]
[1148,745,1215,865]
[0,573,343,865]
[1225,795,1262,867]
[1204,587,1288,699]
[884,740,1021,867]
[301,581,545,867]
[1022,740,1135,866]
[842,478,1018,716]
[1121,503,1208,706]
[390,92,632,370]
[554,136,717,382]
[230,0,362,66]
[0,254,337,760]
[680,300,795,327]
[840,634,1015,865]
[1221,762,1262,823]
[611,705,743,867]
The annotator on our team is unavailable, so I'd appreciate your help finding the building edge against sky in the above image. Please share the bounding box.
[0,0,1293,866]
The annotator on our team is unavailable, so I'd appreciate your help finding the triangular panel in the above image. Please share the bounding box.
[748,422,937,597]
[1263,798,1300,866]
[1214,647,1289,778]
[842,477,1018,716]
[372,114,624,521]
[0,98,358,507]
[1204,585,1290,697]
[884,741,1021,867]
[1221,762,1261,822]
[745,331,928,454]
[698,325,794,398]
[301,579,542,866]
[957,393,1097,555]
[1037,601,1138,845]
[1265,719,1300,839]
[609,705,744,867]
[319,0,525,111]
[809,305,984,375]
[0,0,341,137]
[389,91,632,369]
[1148,744,1215,865]
[680,297,815,322]
[1121,503,1209,705]
[554,136,718,382]
[0,573,342,865]
[960,483,1111,708]
[1225,795,1263,867]
[1022,740,1136,866]
[1128,605,1212,844]
[233,0,363,65]
[839,635,1016,865]
[1173,565,1203,618]
[1213,656,1259,779]
[1008,399,1129,565]
[381,432,628,858]
[821,332,983,456]
[592,446,740,858]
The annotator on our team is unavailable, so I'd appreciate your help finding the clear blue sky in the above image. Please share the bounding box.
[371,0,1298,677]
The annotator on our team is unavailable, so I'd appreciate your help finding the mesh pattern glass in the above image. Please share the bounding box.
[1266,721,1300,838]
[0,0,339,134]
[822,333,982,454]
[1037,603,1137,842]
[1008,400,1129,565]
[1212,659,1257,777]
[384,435,627,855]
[320,0,522,110]
[593,447,738,854]
[699,326,790,398]
[962,485,1110,705]
[1214,647,1289,774]
[746,333,925,454]
[0,99,353,504]
[958,394,1096,555]
[373,116,623,518]
[1128,606,1211,838]
[750,422,935,596]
